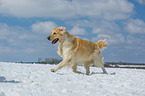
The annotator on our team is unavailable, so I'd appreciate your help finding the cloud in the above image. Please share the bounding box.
[126,35,143,44]
[92,21,120,34]
[3,0,73,19]
[0,46,11,53]
[65,20,94,28]
[125,19,145,34]
[0,22,60,61]
[0,23,48,53]
[69,26,87,35]
[31,21,57,34]
[0,0,75,18]
[125,35,145,56]
[91,20,125,44]
[137,0,145,5]
[0,23,28,43]
[92,33,125,44]
[73,0,134,20]
[0,0,134,20]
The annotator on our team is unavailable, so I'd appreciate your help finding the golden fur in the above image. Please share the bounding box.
[47,27,107,74]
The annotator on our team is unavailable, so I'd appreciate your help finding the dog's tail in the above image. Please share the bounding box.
[96,40,107,50]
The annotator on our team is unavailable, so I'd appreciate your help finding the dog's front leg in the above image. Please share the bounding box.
[51,58,71,72]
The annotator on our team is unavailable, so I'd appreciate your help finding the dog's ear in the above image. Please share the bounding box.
[58,27,67,34]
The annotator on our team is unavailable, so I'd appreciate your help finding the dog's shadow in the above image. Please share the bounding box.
[75,71,116,76]
[57,71,116,76]
[72,71,116,76]
[0,76,21,83]
[90,72,116,75]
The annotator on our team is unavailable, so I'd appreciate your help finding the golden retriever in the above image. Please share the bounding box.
[47,27,107,74]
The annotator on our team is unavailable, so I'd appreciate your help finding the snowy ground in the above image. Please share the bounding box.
[0,62,145,96]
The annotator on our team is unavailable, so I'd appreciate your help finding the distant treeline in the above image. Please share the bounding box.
[37,58,62,64]
[19,58,145,65]
[105,62,145,65]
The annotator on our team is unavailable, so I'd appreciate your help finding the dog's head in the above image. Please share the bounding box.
[47,27,67,44]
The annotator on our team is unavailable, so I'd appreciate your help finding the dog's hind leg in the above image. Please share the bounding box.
[71,64,77,72]
[93,52,108,74]
[51,58,71,72]
[100,64,107,74]
[84,63,90,75]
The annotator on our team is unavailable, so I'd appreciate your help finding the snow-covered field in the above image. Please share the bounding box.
[0,62,145,96]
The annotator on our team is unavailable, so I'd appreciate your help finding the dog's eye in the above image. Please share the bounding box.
[53,33,56,35]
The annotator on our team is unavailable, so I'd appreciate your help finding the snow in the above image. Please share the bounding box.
[0,62,145,96]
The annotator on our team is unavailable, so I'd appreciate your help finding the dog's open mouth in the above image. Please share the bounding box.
[52,38,59,44]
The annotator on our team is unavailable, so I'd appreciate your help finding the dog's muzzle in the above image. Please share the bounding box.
[52,38,59,44]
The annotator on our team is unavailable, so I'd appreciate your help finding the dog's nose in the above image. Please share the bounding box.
[47,36,51,40]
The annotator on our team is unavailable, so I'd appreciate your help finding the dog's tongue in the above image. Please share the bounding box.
[52,40,55,44]
[52,39,57,44]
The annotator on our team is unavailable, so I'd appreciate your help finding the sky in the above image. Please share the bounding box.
[0,0,145,63]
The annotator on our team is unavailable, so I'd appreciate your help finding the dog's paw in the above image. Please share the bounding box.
[51,69,56,72]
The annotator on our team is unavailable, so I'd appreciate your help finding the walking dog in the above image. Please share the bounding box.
[47,27,107,74]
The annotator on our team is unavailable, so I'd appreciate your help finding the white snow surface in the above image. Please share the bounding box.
[0,62,145,96]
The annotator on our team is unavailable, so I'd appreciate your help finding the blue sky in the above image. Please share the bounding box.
[0,0,145,63]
